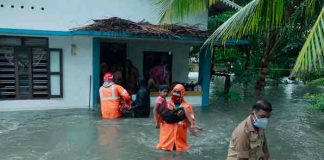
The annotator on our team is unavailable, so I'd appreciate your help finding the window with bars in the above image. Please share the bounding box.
[0,36,63,99]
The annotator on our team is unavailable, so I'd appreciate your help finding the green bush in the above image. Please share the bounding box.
[307,78,324,86]
[305,93,324,111]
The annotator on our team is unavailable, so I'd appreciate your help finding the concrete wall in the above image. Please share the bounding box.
[0,36,198,111]
[0,0,207,31]
[0,36,93,111]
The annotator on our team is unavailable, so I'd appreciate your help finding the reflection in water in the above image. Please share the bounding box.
[97,121,122,158]
[0,82,324,160]
[154,152,186,160]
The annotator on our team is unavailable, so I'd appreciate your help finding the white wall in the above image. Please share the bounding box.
[0,36,196,111]
[0,0,207,31]
[0,36,93,111]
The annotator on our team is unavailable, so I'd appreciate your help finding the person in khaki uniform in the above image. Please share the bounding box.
[227,100,272,160]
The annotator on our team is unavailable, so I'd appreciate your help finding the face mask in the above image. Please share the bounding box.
[253,112,269,129]
[172,92,181,97]
[171,92,181,104]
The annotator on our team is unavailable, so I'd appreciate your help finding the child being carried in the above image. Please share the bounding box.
[153,85,202,135]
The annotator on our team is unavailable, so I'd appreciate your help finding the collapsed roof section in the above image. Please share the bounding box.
[74,17,210,39]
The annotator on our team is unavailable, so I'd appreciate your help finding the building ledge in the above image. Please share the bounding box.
[150,91,202,96]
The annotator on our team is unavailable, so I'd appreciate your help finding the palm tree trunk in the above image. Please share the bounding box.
[255,30,278,90]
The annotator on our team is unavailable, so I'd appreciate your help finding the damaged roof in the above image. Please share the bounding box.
[74,17,209,39]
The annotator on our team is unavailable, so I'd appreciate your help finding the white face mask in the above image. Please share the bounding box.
[253,112,269,129]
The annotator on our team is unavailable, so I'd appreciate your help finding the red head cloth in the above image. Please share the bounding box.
[171,84,185,103]
[103,72,114,82]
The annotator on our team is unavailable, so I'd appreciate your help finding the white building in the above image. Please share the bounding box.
[0,0,210,111]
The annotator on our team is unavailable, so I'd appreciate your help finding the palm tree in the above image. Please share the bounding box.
[156,0,323,89]
[157,0,241,24]
[290,7,324,78]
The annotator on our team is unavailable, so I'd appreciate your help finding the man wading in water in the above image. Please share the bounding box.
[227,100,272,160]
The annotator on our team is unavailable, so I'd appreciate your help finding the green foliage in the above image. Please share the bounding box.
[157,0,323,84]
[156,0,241,24]
[305,93,324,111]
[214,90,241,102]
[203,0,285,47]
[307,78,324,86]
[301,71,324,82]
[210,79,241,102]
[156,0,208,24]
[208,11,236,31]
[213,47,243,74]
[291,8,324,78]
[267,64,287,80]
[231,0,250,6]
[267,58,297,79]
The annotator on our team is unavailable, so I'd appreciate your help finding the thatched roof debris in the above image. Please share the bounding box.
[74,17,209,38]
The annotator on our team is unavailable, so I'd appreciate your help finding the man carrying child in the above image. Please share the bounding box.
[155,84,200,151]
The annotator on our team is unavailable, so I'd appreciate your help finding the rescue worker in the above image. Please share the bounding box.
[227,100,272,160]
[99,72,131,119]
[156,84,196,151]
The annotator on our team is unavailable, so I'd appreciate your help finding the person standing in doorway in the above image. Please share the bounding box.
[132,76,150,118]
[147,55,170,91]
[112,63,124,86]
[227,100,272,160]
[99,72,131,119]
[126,59,139,95]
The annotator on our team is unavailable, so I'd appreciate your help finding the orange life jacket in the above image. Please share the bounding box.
[156,84,195,151]
[99,84,131,119]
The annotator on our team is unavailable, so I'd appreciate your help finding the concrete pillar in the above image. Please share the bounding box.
[198,48,211,107]
[92,38,100,111]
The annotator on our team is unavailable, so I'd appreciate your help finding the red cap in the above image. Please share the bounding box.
[103,72,114,81]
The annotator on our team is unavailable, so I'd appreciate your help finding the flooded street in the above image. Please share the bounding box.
[1,82,324,160]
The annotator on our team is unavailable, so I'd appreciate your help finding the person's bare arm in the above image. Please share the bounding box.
[131,95,142,109]
[153,104,161,128]
[153,104,158,122]
[183,107,195,127]
[118,86,132,109]
[183,107,199,136]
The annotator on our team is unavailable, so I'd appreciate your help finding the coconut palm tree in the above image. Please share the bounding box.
[290,7,324,78]
[157,0,241,24]
[156,0,323,89]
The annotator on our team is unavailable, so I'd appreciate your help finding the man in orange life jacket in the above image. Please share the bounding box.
[156,84,196,151]
[99,72,131,119]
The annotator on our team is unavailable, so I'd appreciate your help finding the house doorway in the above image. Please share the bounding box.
[143,51,172,91]
[100,42,127,86]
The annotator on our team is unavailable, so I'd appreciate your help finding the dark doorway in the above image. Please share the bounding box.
[100,42,127,86]
[143,51,172,91]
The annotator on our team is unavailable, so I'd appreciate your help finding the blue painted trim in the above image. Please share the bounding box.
[0,28,249,44]
[0,28,71,36]
[199,49,211,107]
[92,38,100,112]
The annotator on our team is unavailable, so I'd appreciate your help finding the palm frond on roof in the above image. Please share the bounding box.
[73,17,209,38]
